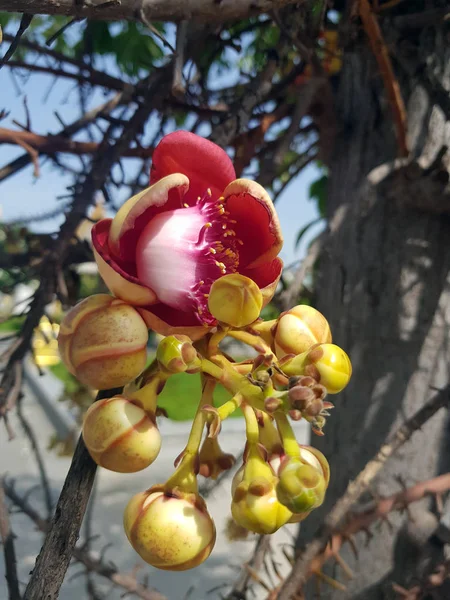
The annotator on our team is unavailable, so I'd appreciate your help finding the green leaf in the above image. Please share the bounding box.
[308,174,328,218]
[294,217,323,250]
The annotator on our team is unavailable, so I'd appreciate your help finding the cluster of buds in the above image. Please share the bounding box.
[57,131,352,572]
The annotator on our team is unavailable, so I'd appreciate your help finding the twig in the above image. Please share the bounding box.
[226,535,272,599]
[0,13,33,68]
[16,397,53,519]
[0,478,21,600]
[2,33,129,92]
[140,10,176,53]
[46,17,82,47]
[276,384,450,599]
[3,479,167,600]
[172,21,188,96]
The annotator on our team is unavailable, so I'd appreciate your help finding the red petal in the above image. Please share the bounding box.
[138,304,213,340]
[241,258,283,306]
[93,219,143,285]
[150,131,236,202]
[224,181,283,269]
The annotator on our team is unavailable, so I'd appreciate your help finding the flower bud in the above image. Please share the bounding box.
[276,455,328,514]
[123,486,216,570]
[82,396,161,473]
[231,476,292,534]
[270,445,330,487]
[156,335,201,374]
[273,305,331,358]
[230,445,292,534]
[269,445,330,524]
[207,274,262,328]
[198,435,235,480]
[280,343,352,394]
[58,294,148,389]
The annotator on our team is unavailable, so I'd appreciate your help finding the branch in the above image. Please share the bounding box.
[276,384,450,600]
[0,479,21,600]
[3,479,167,600]
[310,473,450,579]
[0,0,302,23]
[0,90,130,182]
[0,12,33,68]
[0,127,155,159]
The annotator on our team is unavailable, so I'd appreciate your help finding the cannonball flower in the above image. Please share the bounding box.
[92,132,283,340]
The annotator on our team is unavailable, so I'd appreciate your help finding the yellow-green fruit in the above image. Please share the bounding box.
[276,457,327,514]
[231,477,292,534]
[58,294,148,389]
[273,305,331,359]
[208,274,262,328]
[82,397,161,473]
[124,488,216,570]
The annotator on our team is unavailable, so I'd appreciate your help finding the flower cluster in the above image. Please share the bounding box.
[58,132,352,571]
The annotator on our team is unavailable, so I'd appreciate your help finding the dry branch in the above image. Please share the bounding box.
[0,127,155,159]
[0,0,301,23]
[3,479,167,600]
[0,479,21,600]
[276,384,450,599]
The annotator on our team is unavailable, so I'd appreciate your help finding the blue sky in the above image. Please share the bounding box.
[0,51,323,267]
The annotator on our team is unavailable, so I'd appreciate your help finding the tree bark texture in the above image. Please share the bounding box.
[300,12,450,600]
[0,0,300,23]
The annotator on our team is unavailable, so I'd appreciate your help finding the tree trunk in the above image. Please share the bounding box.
[300,11,450,599]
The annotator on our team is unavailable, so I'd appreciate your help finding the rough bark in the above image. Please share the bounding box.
[0,0,301,23]
[300,11,450,600]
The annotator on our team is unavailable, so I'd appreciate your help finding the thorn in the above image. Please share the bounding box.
[342,533,359,559]
[333,551,354,580]
[313,569,347,591]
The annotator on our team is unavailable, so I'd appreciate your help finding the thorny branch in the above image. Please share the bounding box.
[3,479,167,600]
[275,384,450,600]
[0,126,155,159]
